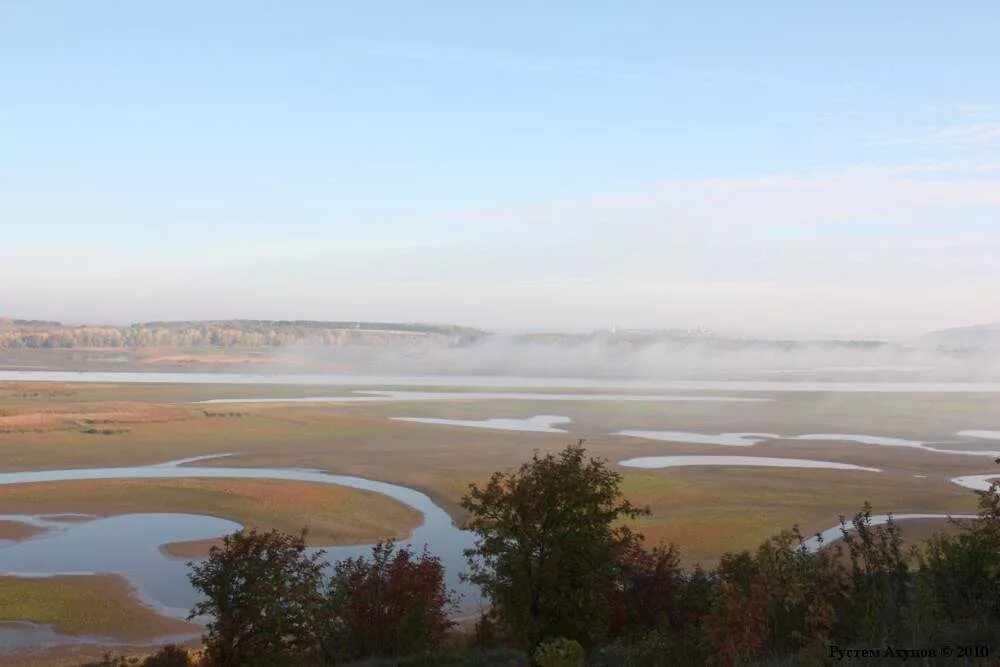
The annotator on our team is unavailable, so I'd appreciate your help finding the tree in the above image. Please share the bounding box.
[596,559,714,667]
[610,542,686,639]
[461,442,647,650]
[317,540,456,662]
[840,505,911,644]
[918,474,1000,624]
[609,541,711,665]
[188,529,326,667]
[703,530,846,665]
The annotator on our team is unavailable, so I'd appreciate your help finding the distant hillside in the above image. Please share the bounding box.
[922,322,1000,351]
[0,319,483,349]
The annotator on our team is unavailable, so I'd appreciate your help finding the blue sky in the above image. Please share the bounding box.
[2,2,999,336]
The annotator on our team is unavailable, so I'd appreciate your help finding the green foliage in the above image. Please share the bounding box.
[188,528,326,666]
[80,647,194,667]
[141,646,195,667]
[917,481,1000,624]
[839,504,910,644]
[135,449,996,667]
[532,638,585,667]
[702,529,845,664]
[461,443,648,650]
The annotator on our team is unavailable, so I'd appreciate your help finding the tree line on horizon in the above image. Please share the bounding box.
[0,319,482,349]
[2,318,916,353]
[88,444,999,666]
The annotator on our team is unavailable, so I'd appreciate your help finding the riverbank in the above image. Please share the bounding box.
[0,478,421,557]
[0,574,199,644]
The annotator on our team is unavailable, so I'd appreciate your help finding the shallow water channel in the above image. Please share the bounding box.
[0,456,479,639]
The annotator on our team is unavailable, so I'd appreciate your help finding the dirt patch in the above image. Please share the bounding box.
[159,538,224,559]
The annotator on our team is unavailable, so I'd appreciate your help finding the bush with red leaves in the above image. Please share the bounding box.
[317,540,457,662]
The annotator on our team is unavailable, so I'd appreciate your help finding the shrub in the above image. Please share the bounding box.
[532,638,585,667]
[317,540,457,662]
[839,505,910,644]
[462,443,647,651]
[141,645,194,667]
[610,542,686,638]
[703,529,845,664]
[188,529,326,666]
[917,481,1000,623]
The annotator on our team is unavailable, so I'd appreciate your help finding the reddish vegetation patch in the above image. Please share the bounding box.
[160,537,226,559]
[0,402,190,432]
[0,382,76,398]
[0,519,48,541]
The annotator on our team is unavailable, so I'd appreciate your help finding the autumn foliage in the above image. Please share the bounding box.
[318,541,456,662]
[187,534,454,666]
[168,448,1000,667]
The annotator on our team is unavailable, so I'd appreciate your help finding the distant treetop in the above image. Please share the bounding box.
[0,319,483,349]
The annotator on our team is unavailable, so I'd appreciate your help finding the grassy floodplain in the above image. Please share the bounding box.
[0,478,421,558]
[0,573,199,641]
[0,375,999,660]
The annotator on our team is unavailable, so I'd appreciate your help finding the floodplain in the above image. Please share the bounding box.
[0,363,998,663]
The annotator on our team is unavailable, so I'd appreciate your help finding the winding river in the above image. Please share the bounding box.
[2,365,999,649]
[0,450,996,650]
[5,370,1000,392]
[801,513,981,552]
[0,455,478,630]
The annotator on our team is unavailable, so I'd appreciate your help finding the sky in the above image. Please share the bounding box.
[2,1,999,338]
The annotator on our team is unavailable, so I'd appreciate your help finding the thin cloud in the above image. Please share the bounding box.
[870,122,1000,148]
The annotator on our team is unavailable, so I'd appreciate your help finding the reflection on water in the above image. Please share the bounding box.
[615,430,1000,458]
[951,474,1000,491]
[618,455,881,472]
[615,431,779,446]
[0,461,479,636]
[959,430,1000,441]
[802,513,978,552]
[198,390,772,404]
[392,415,571,433]
[3,370,1000,392]
[0,621,117,650]
[794,433,926,448]
[794,433,1000,458]
[0,513,241,618]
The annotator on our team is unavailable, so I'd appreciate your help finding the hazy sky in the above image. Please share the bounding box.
[2,2,999,337]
